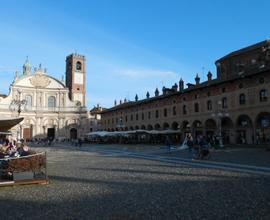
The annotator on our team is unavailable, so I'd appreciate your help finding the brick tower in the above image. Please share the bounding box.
[65,53,86,106]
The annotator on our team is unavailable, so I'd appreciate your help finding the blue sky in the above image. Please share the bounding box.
[0,0,269,108]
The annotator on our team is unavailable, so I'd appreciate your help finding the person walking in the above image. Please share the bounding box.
[186,134,194,159]
[165,136,171,152]
[78,138,82,148]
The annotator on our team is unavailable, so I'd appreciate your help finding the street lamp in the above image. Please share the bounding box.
[211,101,229,148]
[9,89,27,140]
[9,89,27,117]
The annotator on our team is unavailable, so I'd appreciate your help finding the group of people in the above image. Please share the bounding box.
[185,134,211,160]
[165,134,211,160]
[0,138,32,159]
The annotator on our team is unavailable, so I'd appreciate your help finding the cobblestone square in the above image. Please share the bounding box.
[0,145,270,220]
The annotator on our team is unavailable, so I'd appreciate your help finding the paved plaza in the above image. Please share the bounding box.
[0,144,270,220]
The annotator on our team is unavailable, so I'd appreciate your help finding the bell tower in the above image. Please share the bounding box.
[65,53,86,106]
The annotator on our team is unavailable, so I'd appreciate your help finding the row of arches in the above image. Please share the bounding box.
[105,112,270,144]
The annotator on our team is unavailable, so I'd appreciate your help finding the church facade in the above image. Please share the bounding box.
[0,53,88,140]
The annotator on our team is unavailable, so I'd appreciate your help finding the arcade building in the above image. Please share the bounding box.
[100,40,270,145]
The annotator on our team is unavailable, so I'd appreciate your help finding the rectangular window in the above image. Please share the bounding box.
[155,110,159,118]
[173,106,176,115]
[207,101,212,110]
[164,108,167,117]
[183,105,187,115]
[194,103,199,112]
[222,97,227,109]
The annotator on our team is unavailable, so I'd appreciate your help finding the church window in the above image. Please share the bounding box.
[25,95,32,108]
[48,96,56,108]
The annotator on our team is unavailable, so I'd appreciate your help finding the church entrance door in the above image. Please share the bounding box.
[23,128,31,140]
[47,128,55,140]
[70,128,77,139]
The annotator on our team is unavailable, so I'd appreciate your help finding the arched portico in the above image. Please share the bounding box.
[181,120,191,138]
[147,124,153,130]
[192,120,203,138]
[256,112,270,144]
[221,117,234,144]
[236,114,253,144]
[154,123,161,130]
[163,122,170,130]
[205,119,217,139]
[171,122,179,130]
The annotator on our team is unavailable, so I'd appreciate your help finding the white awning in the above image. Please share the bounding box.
[86,129,181,137]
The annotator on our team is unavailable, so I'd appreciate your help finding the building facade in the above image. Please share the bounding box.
[88,104,105,132]
[0,54,88,140]
[100,40,270,144]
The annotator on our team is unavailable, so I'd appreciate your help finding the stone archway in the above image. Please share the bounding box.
[205,119,217,139]
[221,117,234,144]
[147,124,153,130]
[154,123,161,130]
[163,122,170,130]
[192,120,203,138]
[236,114,253,144]
[256,112,270,144]
[171,121,181,143]
[181,120,191,137]
[141,125,146,130]
[70,128,77,139]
